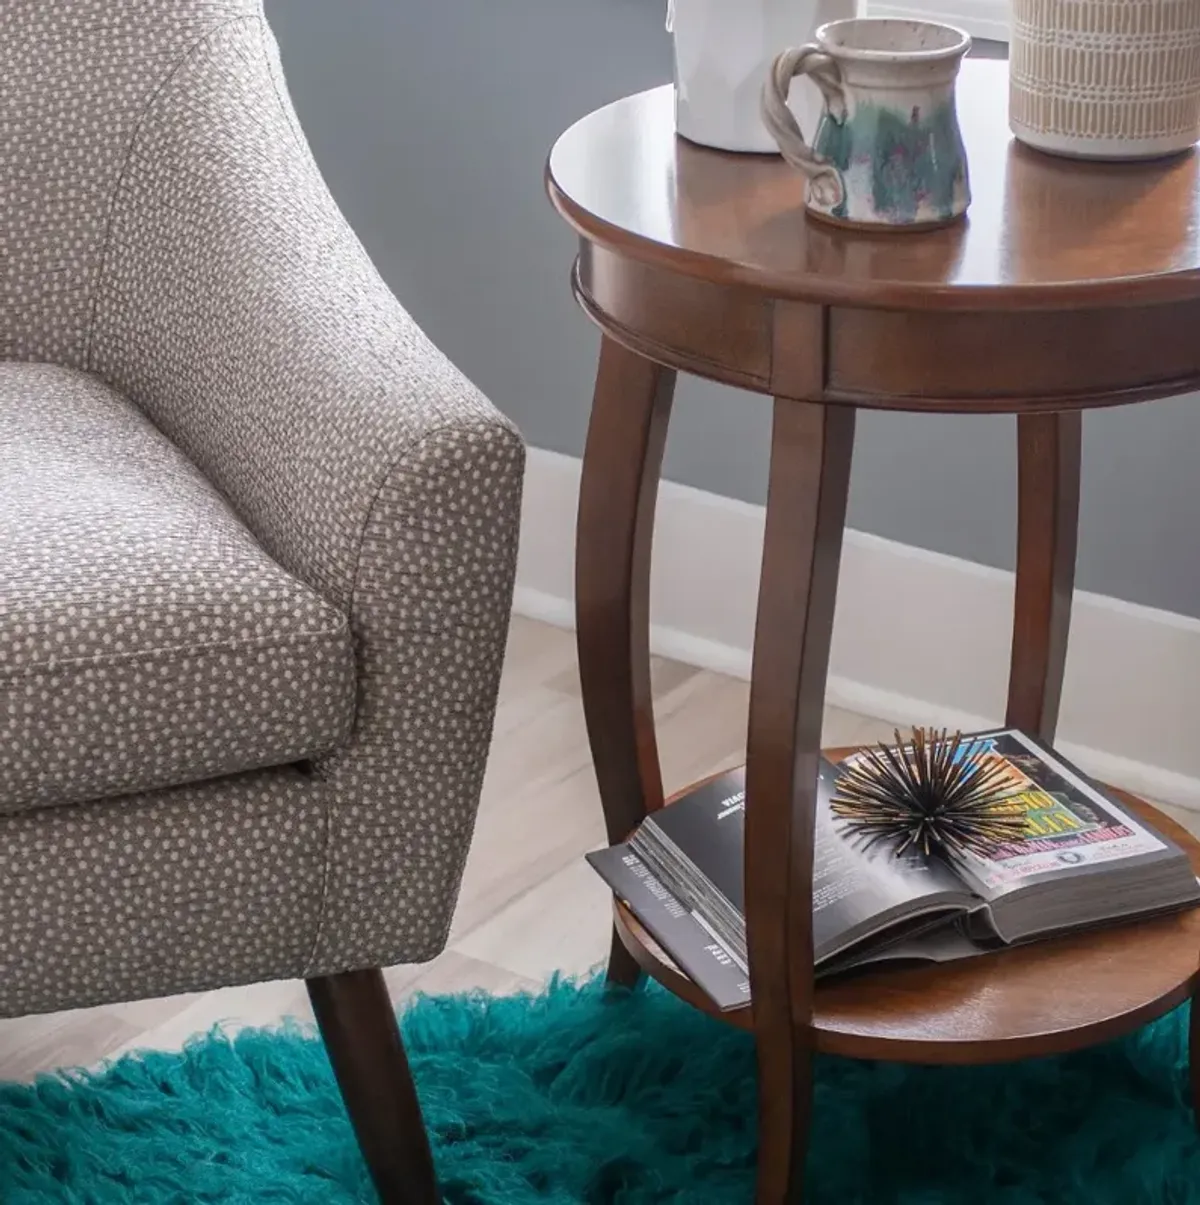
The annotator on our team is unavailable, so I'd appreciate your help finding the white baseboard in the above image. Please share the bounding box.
[515,447,1200,810]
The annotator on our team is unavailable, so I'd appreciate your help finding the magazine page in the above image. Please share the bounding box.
[643,760,974,963]
[952,729,1168,899]
[819,917,986,978]
[813,762,974,961]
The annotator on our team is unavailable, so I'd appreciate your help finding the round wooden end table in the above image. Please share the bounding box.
[547,58,1200,1204]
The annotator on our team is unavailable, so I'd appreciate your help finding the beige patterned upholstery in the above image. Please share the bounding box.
[0,0,524,1014]
[0,364,356,814]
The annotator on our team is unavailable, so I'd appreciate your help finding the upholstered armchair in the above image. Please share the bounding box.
[1,2,523,1200]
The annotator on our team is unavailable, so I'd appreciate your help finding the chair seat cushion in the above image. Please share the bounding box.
[0,364,356,814]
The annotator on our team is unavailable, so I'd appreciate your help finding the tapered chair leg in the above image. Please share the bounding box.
[308,968,440,1205]
[1190,991,1200,1134]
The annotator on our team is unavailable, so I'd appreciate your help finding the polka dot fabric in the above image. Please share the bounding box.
[0,2,524,1014]
[0,363,356,813]
[0,768,330,1018]
[0,0,250,367]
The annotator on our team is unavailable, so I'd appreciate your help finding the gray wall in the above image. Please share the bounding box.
[266,0,1200,619]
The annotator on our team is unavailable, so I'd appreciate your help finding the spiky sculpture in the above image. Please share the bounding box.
[831,728,1026,860]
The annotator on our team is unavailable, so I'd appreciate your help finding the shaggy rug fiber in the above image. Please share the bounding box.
[2,978,1198,1203]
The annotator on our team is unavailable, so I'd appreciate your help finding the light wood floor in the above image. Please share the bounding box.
[1,615,1195,1083]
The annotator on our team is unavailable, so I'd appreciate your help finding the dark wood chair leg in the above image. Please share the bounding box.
[308,968,440,1205]
[575,335,677,988]
[1190,991,1200,1133]
[1006,411,1081,742]
[746,398,856,1204]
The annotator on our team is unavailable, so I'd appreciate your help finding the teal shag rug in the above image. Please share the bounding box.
[3,978,1199,1203]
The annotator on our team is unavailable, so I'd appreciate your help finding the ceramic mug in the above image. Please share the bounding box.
[761,18,972,229]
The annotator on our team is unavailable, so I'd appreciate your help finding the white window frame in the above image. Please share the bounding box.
[866,0,1009,42]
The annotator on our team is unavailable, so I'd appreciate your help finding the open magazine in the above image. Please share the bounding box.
[587,729,1200,1010]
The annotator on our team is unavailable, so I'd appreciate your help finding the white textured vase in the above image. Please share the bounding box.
[669,0,857,152]
[1010,0,1200,159]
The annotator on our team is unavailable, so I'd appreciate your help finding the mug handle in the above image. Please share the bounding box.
[760,46,847,210]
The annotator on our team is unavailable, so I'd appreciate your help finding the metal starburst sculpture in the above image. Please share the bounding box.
[832,727,1026,860]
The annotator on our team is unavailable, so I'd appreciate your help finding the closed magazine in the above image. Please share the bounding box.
[585,845,750,1010]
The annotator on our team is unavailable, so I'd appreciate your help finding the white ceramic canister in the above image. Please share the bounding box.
[1010,0,1200,160]
[669,0,857,153]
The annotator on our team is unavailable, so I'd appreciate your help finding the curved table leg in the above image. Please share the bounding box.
[746,399,856,1204]
[1006,412,1082,742]
[576,335,676,987]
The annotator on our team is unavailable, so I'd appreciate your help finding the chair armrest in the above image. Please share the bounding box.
[90,13,525,966]
[91,12,518,610]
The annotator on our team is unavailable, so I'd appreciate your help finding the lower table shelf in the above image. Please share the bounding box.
[613,763,1200,1066]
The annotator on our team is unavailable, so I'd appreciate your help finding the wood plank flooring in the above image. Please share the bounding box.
[0,616,1193,1083]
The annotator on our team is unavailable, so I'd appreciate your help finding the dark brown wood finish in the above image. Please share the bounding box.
[577,248,774,392]
[824,302,1200,410]
[548,62,1200,312]
[1192,987,1200,1133]
[307,969,439,1205]
[578,250,1200,410]
[550,60,1200,412]
[576,335,676,986]
[1006,413,1082,740]
[614,768,1200,1064]
[550,56,1200,1204]
[745,399,855,1203]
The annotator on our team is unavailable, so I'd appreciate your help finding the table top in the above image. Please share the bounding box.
[547,59,1200,311]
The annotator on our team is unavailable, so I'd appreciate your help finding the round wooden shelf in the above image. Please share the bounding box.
[614,757,1200,1065]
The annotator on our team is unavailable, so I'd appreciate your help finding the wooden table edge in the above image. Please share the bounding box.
[545,156,1200,314]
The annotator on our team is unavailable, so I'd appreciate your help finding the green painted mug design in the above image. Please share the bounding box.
[761,18,972,229]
